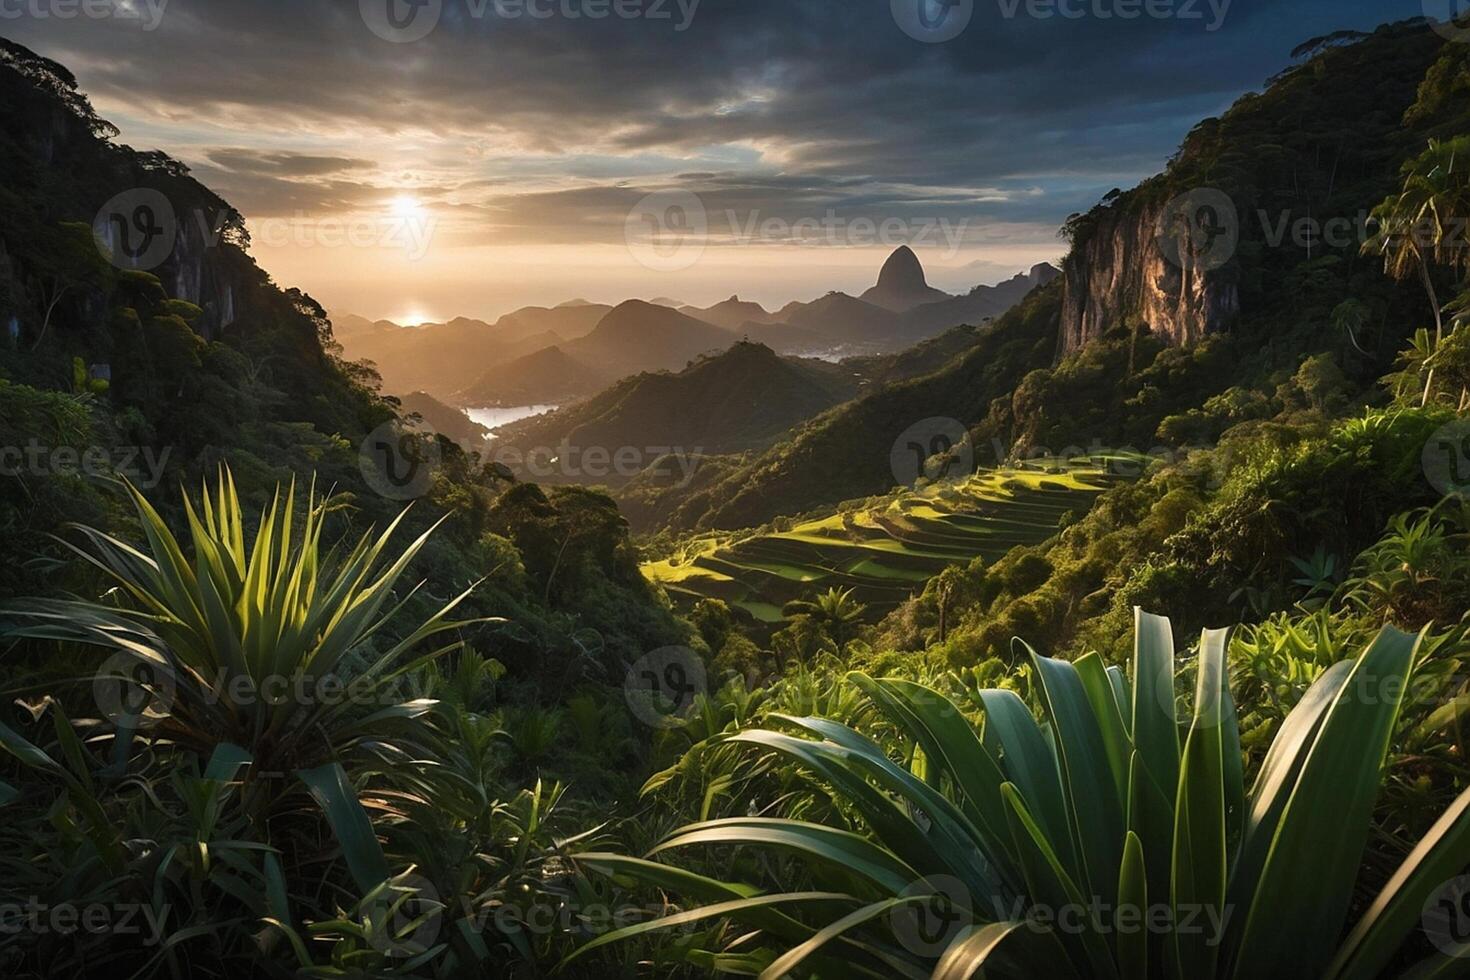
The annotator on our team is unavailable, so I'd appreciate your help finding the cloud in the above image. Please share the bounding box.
[205,149,375,177]
[0,0,1428,311]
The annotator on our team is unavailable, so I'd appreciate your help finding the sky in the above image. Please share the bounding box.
[0,0,1431,323]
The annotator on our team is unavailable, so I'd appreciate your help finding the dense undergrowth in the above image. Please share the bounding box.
[0,18,1469,980]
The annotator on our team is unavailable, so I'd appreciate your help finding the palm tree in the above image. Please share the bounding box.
[1364,137,1470,405]
[1330,299,1371,355]
[782,587,867,656]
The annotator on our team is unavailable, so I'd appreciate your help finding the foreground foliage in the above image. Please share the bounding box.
[573,612,1470,979]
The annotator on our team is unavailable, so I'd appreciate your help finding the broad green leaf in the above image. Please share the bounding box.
[1028,646,1125,902]
[1001,784,1119,980]
[651,817,921,897]
[738,724,1001,897]
[1171,628,1231,980]
[1075,653,1132,806]
[561,891,855,967]
[974,689,1075,874]
[849,674,1020,886]
[1328,783,1470,980]
[1229,626,1421,978]
[295,762,389,894]
[932,921,1026,980]
[1226,658,1353,922]
[1117,831,1148,980]
[759,896,925,980]
[204,743,252,782]
[1132,609,1181,797]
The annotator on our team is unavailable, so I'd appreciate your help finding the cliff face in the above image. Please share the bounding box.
[1054,22,1462,358]
[0,38,253,344]
[1058,198,1239,355]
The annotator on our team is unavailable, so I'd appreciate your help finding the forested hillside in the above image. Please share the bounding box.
[0,36,689,686]
[1,16,1469,980]
[643,20,1466,536]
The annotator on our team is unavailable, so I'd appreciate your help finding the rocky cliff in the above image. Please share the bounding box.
[0,38,255,344]
[1054,20,1460,358]
[1058,195,1240,355]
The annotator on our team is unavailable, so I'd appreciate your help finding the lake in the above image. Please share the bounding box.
[466,404,558,432]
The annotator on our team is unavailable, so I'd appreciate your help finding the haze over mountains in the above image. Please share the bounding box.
[334,249,1059,410]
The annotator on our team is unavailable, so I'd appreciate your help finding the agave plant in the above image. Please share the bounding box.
[0,469,486,891]
[569,610,1470,979]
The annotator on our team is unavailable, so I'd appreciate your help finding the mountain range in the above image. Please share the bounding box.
[334,250,1059,411]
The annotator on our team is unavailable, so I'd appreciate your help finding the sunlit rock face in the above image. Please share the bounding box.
[1060,200,1240,355]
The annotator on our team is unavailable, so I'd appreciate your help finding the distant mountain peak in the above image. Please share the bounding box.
[862,246,952,312]
[877,245,926,290]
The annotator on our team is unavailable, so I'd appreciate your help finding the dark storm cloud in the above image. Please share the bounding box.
[0,0,1430,244]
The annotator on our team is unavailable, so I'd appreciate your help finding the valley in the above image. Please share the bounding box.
[2,11,1470,980]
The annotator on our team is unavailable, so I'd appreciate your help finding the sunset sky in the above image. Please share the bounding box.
[2,0,1423,323]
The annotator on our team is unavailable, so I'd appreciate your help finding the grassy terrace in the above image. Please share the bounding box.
[644,460,1117,627]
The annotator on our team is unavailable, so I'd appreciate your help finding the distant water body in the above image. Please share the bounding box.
[467,405,558,432]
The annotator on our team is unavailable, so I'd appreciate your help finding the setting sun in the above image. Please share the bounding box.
[389,194,426,220]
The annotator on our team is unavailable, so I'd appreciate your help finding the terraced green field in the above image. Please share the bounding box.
[644,460,1118,628]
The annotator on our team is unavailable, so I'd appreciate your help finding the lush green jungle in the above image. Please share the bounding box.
[3,13,1470,980]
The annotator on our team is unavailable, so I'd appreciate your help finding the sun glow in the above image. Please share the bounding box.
[389,194,427,220]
